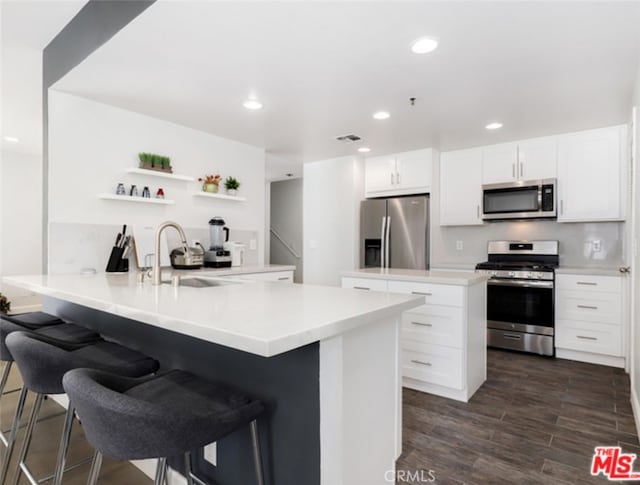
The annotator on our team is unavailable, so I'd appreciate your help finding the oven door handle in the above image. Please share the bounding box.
[487,279,554,289]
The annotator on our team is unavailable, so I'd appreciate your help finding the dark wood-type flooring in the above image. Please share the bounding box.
[398,349,639,484]
[2,349,639,484]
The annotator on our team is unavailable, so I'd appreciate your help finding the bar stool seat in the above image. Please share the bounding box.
[63,368,266,485]
[1,331,159,485]
[0,314,101,448]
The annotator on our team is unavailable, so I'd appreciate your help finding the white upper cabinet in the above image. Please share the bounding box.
[482,137,557,185]
[481,143,518,184]
[557,125,626,222]
[365,149,433,197]
[440,148,483,226]
[517,136,557,181]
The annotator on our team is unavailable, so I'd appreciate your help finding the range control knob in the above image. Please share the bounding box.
[508,271,516,277]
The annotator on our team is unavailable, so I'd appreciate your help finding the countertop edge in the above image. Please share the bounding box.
[341,269,487,286]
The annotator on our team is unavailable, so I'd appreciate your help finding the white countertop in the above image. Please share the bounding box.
[4,273,422,358]
[556,267,625,277]
[342,268,487,286]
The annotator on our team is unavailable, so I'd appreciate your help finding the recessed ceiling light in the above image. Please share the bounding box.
[3,136,19,143]
[373,111,390,120]
[243,99,263,110]
[485,122,503,130]
[358,147,371,153]
[410,37,439,54]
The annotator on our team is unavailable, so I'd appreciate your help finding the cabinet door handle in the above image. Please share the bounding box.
[577,281,597,286]
[390,173,394,185]
[278,276,290,281]
[411,359,432,367]
[411,291,432,296]
[520,162,524,178]
[411,321,432,327]
[512,163,515,178]
[577,304,598,310]
[397,172,401,185]
[477,205,480,219]
[353,286,370,290]
[560,199,564,215]
[577,335,598,341]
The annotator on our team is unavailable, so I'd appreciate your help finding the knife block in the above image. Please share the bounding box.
[106,246,129,273]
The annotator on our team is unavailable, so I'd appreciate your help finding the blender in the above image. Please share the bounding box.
[204,217,232,268]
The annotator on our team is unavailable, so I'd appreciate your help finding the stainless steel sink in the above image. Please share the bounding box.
[162,276,240,288]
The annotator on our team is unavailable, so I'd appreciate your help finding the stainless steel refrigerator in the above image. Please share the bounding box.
[360,195,430,270]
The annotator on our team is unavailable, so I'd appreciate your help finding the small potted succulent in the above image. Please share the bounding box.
[198,174,222,193]
[138,152,153,170]
[224,176,240,196]
[0,293,11,314]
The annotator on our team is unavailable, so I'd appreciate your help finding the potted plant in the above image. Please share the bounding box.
[198,174,222,193]
[224,176,240,195]
[0,293,11,314]
[159,156,173,173]
[138,152,153,170]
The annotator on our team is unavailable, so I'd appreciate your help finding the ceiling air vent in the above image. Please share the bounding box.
[335,134,361,143]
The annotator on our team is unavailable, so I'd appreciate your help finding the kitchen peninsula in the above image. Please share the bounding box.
[4,272,423,485]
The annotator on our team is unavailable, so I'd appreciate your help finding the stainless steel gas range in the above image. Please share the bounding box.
[475,240,559,356]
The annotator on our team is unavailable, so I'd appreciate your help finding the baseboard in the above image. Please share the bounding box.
[631,386,640,440]
[556,348,626,368]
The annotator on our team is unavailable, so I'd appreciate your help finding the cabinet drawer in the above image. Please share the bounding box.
[245,271,293,282]
[401,341,463,389]
[341,277,388,292]
[387,281,463,307]
[556,319,622,356]
[556,274,622,293]
[556,290,621,324]
[402,306,464,348]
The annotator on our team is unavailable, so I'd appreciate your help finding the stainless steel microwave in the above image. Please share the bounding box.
[482,179,556,220]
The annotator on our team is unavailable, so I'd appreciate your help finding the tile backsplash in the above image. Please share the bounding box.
[431,220,625,269]
[49,222,259,274]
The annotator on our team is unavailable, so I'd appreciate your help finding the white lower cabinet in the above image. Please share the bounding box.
[342,275,486,402]
[242,271,294,282]
[555,273,626,368]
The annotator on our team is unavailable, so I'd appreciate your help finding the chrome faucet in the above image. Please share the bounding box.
[152,221,189,285]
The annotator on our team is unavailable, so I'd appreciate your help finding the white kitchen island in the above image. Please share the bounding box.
[4,272,423,485]
[342,268,487,402]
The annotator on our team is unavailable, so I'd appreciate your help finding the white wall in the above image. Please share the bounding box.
[0,150,43,310]
[48,91,266,269]
[303,156,364,286]
[630,59,640,432]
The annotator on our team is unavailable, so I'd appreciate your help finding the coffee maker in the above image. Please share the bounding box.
[204,217,232,268]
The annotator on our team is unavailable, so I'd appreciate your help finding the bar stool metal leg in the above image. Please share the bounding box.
[0,361,13,446]
[250,420,265,485]
[86,450,103,485]
[11,392,44,485]
[52,404,76,485]
[154,457,168,485]
[184,451,194,485]
[0,386,29,484]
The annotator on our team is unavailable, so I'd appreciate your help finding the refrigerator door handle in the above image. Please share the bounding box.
[380,216,386,268]
[385,216,391,268]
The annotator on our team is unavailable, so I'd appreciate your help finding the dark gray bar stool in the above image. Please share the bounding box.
[1,331,159,485]
[63,368,266,485]
[0,312,100,446]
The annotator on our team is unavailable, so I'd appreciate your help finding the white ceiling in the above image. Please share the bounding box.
[52,1,640,177]
[1,0,87,155]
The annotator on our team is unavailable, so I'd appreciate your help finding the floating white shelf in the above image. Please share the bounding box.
[192,192,246,202]
[125,168,194,181]
[98,193,175,205]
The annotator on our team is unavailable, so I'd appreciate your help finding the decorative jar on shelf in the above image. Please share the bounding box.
[226,189,238,196]
[204,183,218,193]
